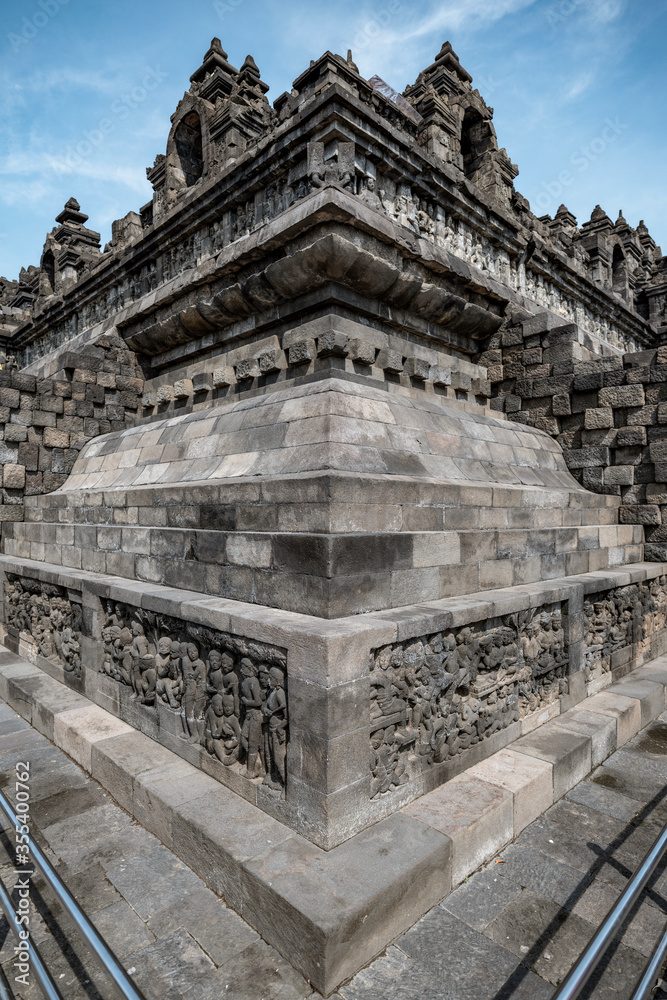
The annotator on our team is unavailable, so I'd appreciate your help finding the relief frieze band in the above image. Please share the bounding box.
[369,605,567,799]
[4,575,82,677]
[584,576,667,686]
[101,601,288,793]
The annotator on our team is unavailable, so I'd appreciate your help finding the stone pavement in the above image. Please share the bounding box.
[0,698,665,999]
[0,698,314,1000]
[335,715,667,1000]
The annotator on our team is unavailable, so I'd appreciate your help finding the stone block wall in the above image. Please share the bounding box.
[484,319,667,560]
[0,336,144,531]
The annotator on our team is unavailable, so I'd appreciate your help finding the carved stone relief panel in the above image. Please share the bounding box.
[4,575,82,677]
[101,601,288,793]
[584,576,667,685]
[369,604,568,798]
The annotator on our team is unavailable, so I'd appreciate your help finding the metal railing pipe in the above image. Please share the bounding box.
[0,876,64,1000]
[0,966,13,1000]
[631,926,667,1000]
[552,821,667,1000]
[0,788,145,1000]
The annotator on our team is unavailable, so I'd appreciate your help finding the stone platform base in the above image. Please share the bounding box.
[1,643,666,994]
[2,557,667,855]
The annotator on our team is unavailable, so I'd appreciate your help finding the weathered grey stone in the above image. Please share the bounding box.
[513,726,591,799]
[242,813,452,995]
[404,773,513,885]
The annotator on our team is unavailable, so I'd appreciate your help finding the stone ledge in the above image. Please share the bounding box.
[0,644,666,994]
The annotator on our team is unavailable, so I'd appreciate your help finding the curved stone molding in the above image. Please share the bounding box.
[127,230,506,356]
[62,377,580,493]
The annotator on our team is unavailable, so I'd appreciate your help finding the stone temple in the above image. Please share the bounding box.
[0,38,667,994]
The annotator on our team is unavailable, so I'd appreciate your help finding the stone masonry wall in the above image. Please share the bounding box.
[0,335,144,532]
[484,316,667,560]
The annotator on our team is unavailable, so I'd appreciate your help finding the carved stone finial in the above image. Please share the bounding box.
[432,40,473,83]
[237,54,270,96]
[55,198,89,225]
[189,36,239,98]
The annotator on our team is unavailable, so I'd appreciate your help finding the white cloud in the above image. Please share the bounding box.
[587,0,626,25]
[563,71,596,102]
[391,0,538,40]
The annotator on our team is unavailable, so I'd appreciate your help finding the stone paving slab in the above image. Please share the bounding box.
[1,648,667,994]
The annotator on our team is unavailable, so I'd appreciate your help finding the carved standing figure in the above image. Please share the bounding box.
[155,636,179,707]
[181,641,207,744]
[129,621,153,701]
[263,667,287,790]
[240,657,264,778]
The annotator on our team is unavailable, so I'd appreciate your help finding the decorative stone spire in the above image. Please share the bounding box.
[237,55,269,95]
[55,197,89,226]
[405,39,474,106]
[615,209,627,227]
[554,204,578,230]
[431,41,473,84]
[189,37,239,103]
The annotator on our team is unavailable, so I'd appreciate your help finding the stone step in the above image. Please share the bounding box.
[1,643,666,996]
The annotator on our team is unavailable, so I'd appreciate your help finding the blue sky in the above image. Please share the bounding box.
[1,0,666,280]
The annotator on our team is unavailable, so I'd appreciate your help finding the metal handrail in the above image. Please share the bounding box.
[0,965,15,1000]
[0,875,64,1000]
[552,820,667,1000]
[0,788,146,1000]
[632,926,667,1000]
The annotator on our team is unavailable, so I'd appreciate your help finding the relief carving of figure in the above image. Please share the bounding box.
[263,667,287,790]
[240,657,265,778]
[155,636,180,708]
[369,603,570,798]
[98,601,288,793]
[359,176,384,212]
[180,642,207,744]
[3,576,83,678]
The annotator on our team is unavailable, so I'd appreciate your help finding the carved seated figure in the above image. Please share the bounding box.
[60,626,81,674]
[359,176,383,212]
[206,693,241,766]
